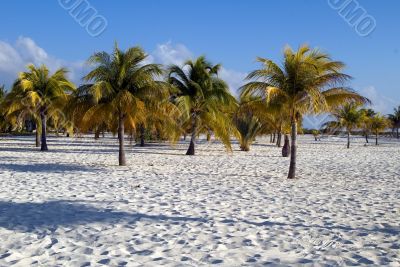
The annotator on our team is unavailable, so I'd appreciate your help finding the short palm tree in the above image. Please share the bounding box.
[0,85,12,133]
[360,108,376,143]
[82,44,165,166]
[369,114,390,145]
[241,45,368,178]
[10,64,75,150]
[138,99,181,146]
[1,84,41,145]
[324,103,366,148]
[168,56,237,155]
[388,106,400,139]
[233,97,264,151]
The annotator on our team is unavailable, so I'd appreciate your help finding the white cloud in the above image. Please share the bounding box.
[360,86,399,114]
[0,38,246,94]
[152,42,193,66]
[0,37,86,88]
[219,67,246,96]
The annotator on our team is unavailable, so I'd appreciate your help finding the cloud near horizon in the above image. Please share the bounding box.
[0,37,87,87]
[0,37,247,95]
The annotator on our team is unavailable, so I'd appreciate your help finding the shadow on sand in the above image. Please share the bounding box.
[0,200,398,238]
[0,163,101,173]
[0,200,207,233]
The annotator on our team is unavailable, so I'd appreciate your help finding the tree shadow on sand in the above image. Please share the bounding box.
[0,163,102,173]
[0,200,207,233]
[1,200,397,238]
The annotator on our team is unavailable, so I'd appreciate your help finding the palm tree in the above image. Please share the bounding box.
[241,45,368,178]
[360,108,376,143]
[311,129,321,141]
[324,103,366,148]
[0,85,11,133]
[168,56,237,155]
[82,44,165,166]
[388,106,400,139]
[233,97,265,152]
[10,65,75,150]
[1,84,41,145]
[370,114,390,145]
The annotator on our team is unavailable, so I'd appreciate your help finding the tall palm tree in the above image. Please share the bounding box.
[388,106,400,139]
[82,44,165,166]
[168,56,237,155]
[11,65,75,150]
[370,114,390,145]
[324,103,366,148]
[241,45,368,178]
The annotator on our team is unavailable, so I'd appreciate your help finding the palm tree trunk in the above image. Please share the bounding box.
[118,113,126,166]
[277,132,282,147]
[95,127,101,140]
[347,131,351,149]
[282,134,290,157]
[375,131,379,146]
[365,133,369,143]
[288,119,297,179]
[240,142,250,151]
[206,130,211,142]
[139,124,145,147]
[186,115,197,155]
[270,134,273,143]
[40,107,48,151]
[35,130,40,147]
[272,132,276,143]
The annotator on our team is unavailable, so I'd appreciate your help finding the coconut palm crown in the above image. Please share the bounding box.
[168,56,237,155]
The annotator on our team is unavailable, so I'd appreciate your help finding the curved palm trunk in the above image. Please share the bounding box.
[95,127,101,140]
[288,120,297,179]
[347,131,351,149]
[277,132,282,147]
[365,133,369,143]
[118,113,126,166]
[240,139,250,151]
[186,115,197,156]
[139,124,145,147]
[282,134,290,157]
[206,131,211,142]
[35,130,40,147]
[40,108,48,151]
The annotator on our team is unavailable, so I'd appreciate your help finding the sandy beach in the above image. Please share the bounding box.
[0,135,399,266]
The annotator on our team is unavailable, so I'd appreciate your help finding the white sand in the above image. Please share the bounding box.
[0,134,399,266]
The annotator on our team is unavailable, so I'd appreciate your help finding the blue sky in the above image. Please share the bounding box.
[1,0,399,115]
